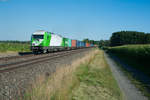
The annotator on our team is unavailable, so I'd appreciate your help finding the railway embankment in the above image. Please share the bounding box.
[22,49,122,100]
[0,51,33,59]
[0,48,92,100]
[0,52,19,58]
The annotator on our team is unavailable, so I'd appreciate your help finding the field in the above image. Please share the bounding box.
[0,42,30,52]
[22,49,123,100]
[107,44,150,77]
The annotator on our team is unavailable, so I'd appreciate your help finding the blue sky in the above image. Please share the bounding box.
[0,0,150,41]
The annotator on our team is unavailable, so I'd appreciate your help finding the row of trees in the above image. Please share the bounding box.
[0,40,30,44]
[83,38,99,45]
[110,31,150,46]
[99,40,110,48]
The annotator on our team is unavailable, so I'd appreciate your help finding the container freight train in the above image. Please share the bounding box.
[31,30,94,53]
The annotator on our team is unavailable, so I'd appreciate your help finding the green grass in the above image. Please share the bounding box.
[0,42,30,52]
[113,60,150,99]
[22,50,123,100]
[108,44,150,77]
[107,44,150,99]
[71,50,122,100]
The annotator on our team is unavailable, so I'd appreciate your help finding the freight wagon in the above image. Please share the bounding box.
[86,43,90,47]
[90,44,94,47]
[76,40,81,48]
[71,40,77,48]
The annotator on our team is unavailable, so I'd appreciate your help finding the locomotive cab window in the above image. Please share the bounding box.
[32,35,44,39]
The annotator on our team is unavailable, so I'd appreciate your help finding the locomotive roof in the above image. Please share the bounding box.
[33,30,64,37]
[33,30,47,35]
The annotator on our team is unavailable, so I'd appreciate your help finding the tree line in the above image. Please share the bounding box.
[110,31,150,46]
[0,40,30,44]
[99,31,150,47]
[83,38,99,45]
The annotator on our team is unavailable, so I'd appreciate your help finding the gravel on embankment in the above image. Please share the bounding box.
[0,48,92,100]
[104,52,148,100]
[0,52,19,58]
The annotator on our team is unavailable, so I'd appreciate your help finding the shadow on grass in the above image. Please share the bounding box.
[18,52,33,56]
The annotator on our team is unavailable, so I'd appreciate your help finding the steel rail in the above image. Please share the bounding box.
[0,48,90,73]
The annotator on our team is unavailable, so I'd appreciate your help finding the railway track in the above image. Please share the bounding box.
[0,53,34,60]
[0,53,35,65]
[0,50,75,65]
[0,48,90,73]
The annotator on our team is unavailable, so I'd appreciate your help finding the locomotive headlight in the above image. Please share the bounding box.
[32,39,43,46]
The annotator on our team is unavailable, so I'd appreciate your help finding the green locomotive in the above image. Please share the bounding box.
[31,30,71,53]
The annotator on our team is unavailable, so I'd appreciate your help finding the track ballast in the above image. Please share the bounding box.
[0,48,91,73]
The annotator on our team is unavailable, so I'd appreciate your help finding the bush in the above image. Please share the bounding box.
[108,44,150,76]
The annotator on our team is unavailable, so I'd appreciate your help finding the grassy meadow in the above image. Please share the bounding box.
[22,49,123,100]
[0,42,30,52]
[107,44,150,77]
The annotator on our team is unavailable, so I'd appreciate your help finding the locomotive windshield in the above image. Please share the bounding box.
[32,35,44,39]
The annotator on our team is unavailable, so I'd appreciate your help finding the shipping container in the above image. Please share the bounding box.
[90,44,94,47]
[80,41,83,47]
[86,43,90,47]
[83,42,86,47]
[71,40,77,47]
[79,41,83,47]
[76,40,80,48]
[94,44,97,47]
[80,41,82,47]
[81,42,86,47]
[68,39,72,47]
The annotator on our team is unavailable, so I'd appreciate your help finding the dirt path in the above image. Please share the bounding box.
[104,52,148,100]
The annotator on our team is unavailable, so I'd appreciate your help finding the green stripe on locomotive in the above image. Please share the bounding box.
[44,32,51,46]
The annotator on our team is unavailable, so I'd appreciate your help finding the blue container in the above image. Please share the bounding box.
[81,42,86,47]
[84,42,86,47]
[90,44,94,47]
[79,41,82,47]
[80,41,82,47]
[80,41,83,47]
[76,40,80,47]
